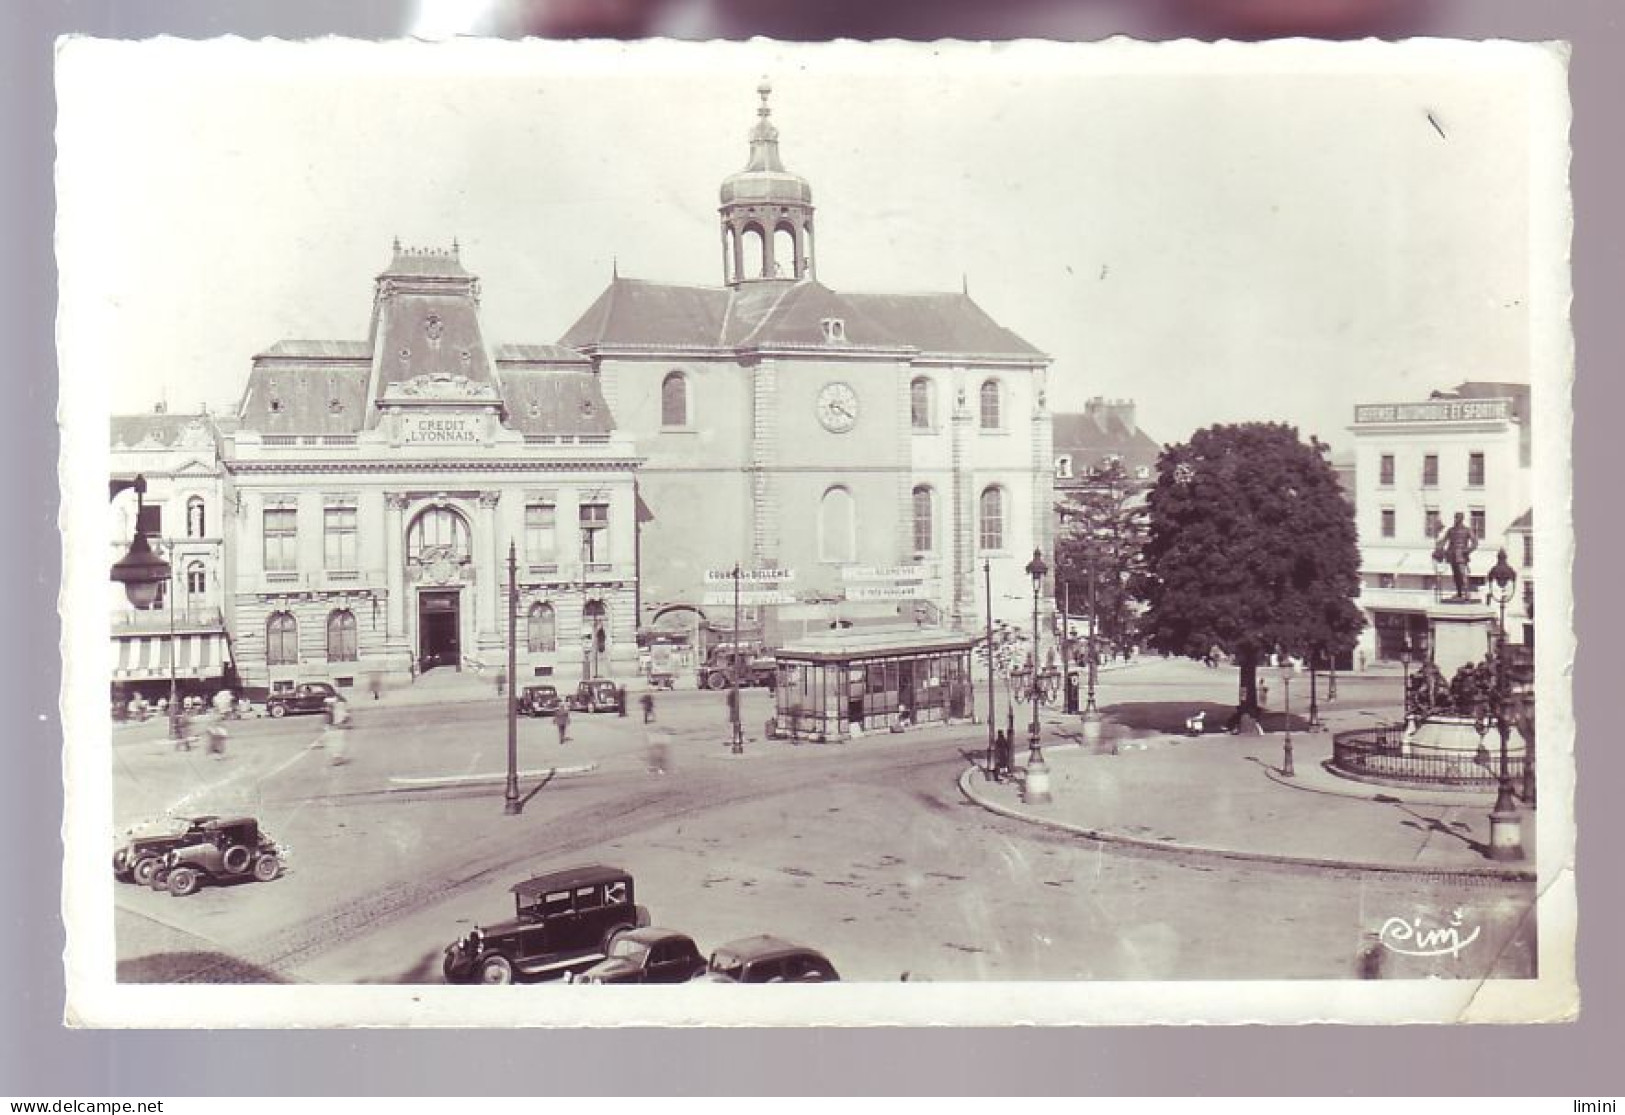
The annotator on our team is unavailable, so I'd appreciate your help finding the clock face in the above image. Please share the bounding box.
[816,381,859,433]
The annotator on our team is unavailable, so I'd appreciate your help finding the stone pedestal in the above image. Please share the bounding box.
[1428,603,1496,679]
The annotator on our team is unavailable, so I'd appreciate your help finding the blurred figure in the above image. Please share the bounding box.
[640,691,655,723]
[324,694,353,766]
[205,717,229,760]
[555,703,571,745]
[645,728,672,775]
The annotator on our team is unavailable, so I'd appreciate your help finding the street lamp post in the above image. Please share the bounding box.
[1399,638,1413,733]
[730,562,744,755]
[504,542,522,815]
[983,558,996,779]
[1280,666,1295,778]
[1022,549,1052,804]
[1485,550,1524,860]
[166,563,182,745]
[1080,551,1102,741]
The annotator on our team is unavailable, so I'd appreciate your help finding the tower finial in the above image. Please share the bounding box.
[962,273,969,296]
[612,255,619,280]
[757,77,773,120]
[452,236,460,257]
[392,235,401,253]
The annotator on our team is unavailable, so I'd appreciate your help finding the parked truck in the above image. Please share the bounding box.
[696,645,778,691]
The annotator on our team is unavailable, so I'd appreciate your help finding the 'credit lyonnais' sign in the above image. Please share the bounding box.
[1354,399,1512,424]
[403,414,483,445]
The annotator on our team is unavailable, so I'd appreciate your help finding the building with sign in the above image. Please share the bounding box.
[109,409,236,703]
[1350,381,1532,662]
[559,83,1054,643]
[222,242,642,695]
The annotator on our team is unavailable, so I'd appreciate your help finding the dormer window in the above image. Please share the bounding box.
[269,399,283,414]
[820,318,846,343]
[328,398,345,414]
[1055,456,1073,480]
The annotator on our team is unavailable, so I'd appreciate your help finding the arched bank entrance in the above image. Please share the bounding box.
[407,504,473,672]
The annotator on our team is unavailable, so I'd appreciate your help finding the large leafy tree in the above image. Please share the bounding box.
[1138,423,1364,724]
[1055,458,1148,659]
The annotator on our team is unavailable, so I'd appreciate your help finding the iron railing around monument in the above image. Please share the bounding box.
[1331,727,1524,790]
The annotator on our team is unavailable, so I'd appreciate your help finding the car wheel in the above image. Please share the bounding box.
[221,844,253,874]
[268,703,287,718]
[707,673,728,691]
[478,955,515,985]
[252,854,282,883]
[132,857,160,888]
[167,866,201,897]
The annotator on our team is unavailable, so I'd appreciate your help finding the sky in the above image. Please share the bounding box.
[57,37,1560,456]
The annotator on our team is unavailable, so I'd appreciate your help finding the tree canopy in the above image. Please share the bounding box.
[1138,422,1364,717]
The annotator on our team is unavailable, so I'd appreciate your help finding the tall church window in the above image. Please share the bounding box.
[979,380,1003,430]
[819,486,856,563]
[979,486,1005,551]
[326,609,358,662]
[910,378,934,430]
[527,603,556,653]
[912,486,935,554]
[266,612,298,666]
[661,372,689,427]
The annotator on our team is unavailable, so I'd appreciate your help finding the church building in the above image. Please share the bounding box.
[560,82,1055,643]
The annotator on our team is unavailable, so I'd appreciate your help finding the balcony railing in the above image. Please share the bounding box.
[111,606,224,632]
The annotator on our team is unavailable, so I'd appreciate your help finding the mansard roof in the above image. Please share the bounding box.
[559,277,1045,360]
[110,412,224,454]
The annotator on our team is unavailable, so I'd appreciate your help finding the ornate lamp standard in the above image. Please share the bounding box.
[1022,549,1053,804]
[1482,550,1524,861]
[1079,551,1103,741]
[504,541,522,815]
[983,558,996,779]
[1279,661,1296,778]
[109,475,173,735]
[1399,636,1413,733]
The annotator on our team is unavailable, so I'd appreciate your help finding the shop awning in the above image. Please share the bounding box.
[112,633,228,681]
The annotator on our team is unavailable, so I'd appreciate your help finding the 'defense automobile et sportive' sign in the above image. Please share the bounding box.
[402,414,483,445]
[1353,399,1512,424]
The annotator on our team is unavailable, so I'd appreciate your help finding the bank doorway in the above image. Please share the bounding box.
[418,590,461,671]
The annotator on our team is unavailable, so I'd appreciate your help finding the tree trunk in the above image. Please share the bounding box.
[1235,646,1262,729]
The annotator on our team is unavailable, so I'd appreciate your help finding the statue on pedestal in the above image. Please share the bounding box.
[1433,512,1477,602]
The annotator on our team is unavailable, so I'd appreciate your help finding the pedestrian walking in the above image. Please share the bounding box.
[645,728,671,775]
[205,717,229,760]
[994,730,1013,782]
[174,708,194,751]
[640,692,655,724]
[616,685,627,718]
[323,695,353,765]
[555,704,571,745]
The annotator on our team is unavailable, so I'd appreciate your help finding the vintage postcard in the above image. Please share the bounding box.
[57,36,1575,1026]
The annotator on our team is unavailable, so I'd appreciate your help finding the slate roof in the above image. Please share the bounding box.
[1052,404,1162,479]
[110,413,223,453]
[238,363,371,435]
[501,369,616,436]
[560,277,1045,359]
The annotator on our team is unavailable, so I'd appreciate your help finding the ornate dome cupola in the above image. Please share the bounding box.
[719,80,815,287]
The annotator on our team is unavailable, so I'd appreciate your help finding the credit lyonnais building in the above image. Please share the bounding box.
[562,83,1053,640]
[1350,382,1533,663]
[224,243,641,693]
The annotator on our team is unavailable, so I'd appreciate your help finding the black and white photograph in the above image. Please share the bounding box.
[56,35,1574,1027]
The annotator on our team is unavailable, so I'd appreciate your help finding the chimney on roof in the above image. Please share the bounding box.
[1084,396,1137,436]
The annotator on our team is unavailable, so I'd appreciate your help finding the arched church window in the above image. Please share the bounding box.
[979,486,1005,552]
[912,486,935,554]
[819,486,856,564]
[661,372,689,427]
[186,496,206,538]
[773,226,796,278]
[980,380,1003,430]
[186,561,207,597]
[910,378,934,430]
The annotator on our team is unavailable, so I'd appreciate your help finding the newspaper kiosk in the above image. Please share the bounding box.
[769,626,975,742]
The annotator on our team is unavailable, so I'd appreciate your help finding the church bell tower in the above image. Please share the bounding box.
[719,81,815,287]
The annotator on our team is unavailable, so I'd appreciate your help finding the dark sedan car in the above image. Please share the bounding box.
[573,928,707,985]
[265,681,340,718]
[568,679,620,713]
[696,935,840,983]
[517,685,562,717]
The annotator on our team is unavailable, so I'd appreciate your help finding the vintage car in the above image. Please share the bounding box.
[265,681,340,719]
[148,816,285,897]
[567,679,621,714]
[517,684,562,717]
[113,814,220,887]
[442,864,650,985]
[572,928,707,985]
[696,935,840,983]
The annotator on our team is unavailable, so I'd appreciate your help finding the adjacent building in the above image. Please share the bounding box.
[1051,398,1162,495]
[1349,381,1532,662]
[109,410,235,701]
